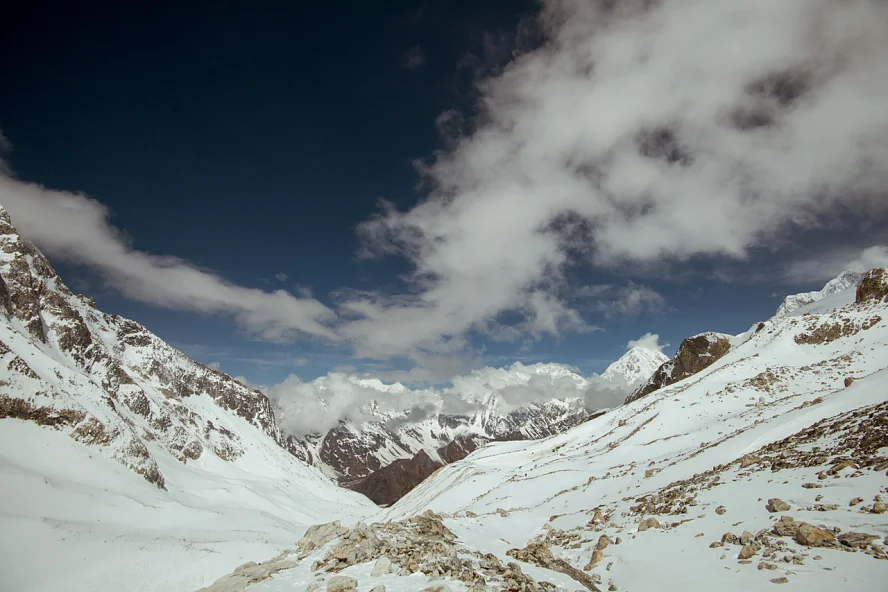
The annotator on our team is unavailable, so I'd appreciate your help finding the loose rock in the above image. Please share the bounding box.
[327,575,358,592]
[767,498,791,513]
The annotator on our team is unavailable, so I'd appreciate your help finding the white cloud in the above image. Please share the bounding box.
[342,0,888,361]
[275,272,288,282]
[405,46,426,70]
[0,174,338,342]
[785,244,888,282]
[207,361,222,371]
[268,361,619,436]
[626,332,666,353]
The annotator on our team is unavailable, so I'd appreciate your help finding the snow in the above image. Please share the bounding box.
[775,270,864,317]
[375,289,888,591]
[0,416,375,592]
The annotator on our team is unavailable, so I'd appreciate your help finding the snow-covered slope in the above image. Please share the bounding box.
[367,269,888,591]
[776,270,865,317]
[0,207,376,591]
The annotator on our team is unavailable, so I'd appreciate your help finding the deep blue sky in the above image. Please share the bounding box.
[0,1,852,385]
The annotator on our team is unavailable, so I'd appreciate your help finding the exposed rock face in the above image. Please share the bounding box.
[349,449,444,506]
[856,268,888,304]
[0,206,298,487]
[348,434,490,506]
[627,333,731,402]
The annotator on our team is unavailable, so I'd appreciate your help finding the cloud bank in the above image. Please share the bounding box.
[268,359,639,436]
[342,0,888,359]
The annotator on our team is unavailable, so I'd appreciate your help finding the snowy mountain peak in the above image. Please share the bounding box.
[600,346,669,386]
[775,269,864,317]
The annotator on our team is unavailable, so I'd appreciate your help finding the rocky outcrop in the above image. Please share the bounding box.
[627,332,731,403]
[0,205,299,487]
[856,268,888,304]
[298,512,563,592]
[506,542,601,591]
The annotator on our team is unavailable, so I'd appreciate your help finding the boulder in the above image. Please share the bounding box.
[766,498,791,513]
[371,556,392,576]
[327,575,358,592]
[772,516,798,537]
[298,522,348,555]
[638,517,660,532]
[795,523,835,547]
[838,532,879,548]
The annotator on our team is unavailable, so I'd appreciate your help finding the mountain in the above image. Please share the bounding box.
[0,206,376,591]
[599,346,670,386]
[775,269,865,317]
[288,349,668,490]
[204,269,888,592]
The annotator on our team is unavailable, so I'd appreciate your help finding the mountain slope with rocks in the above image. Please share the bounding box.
[217,268,888,592]
[0,206,377,591]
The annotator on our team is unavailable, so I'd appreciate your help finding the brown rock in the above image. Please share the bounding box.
[638,517,660,532]
[770,577,789,584]
[772,516,798,537]
[795,523,835,547]
[767,498,791,513]
[627,333,731,402]
[871,502,887,514]
[715,506,727,515]
[838,532,879,548]
[855,268,888,303]
[738,544,759,559]
[844,377,855,388]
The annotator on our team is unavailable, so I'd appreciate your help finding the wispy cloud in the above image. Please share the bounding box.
[404,45,426,70]
[0,176,338,343]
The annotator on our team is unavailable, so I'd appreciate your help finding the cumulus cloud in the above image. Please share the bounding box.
[342,0,888,361]
[0,174,338,342]
[405,46,426,70]
[626,332,666,353]
[785,245,888,282]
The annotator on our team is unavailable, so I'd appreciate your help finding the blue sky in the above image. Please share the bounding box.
[2,0,887,388]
